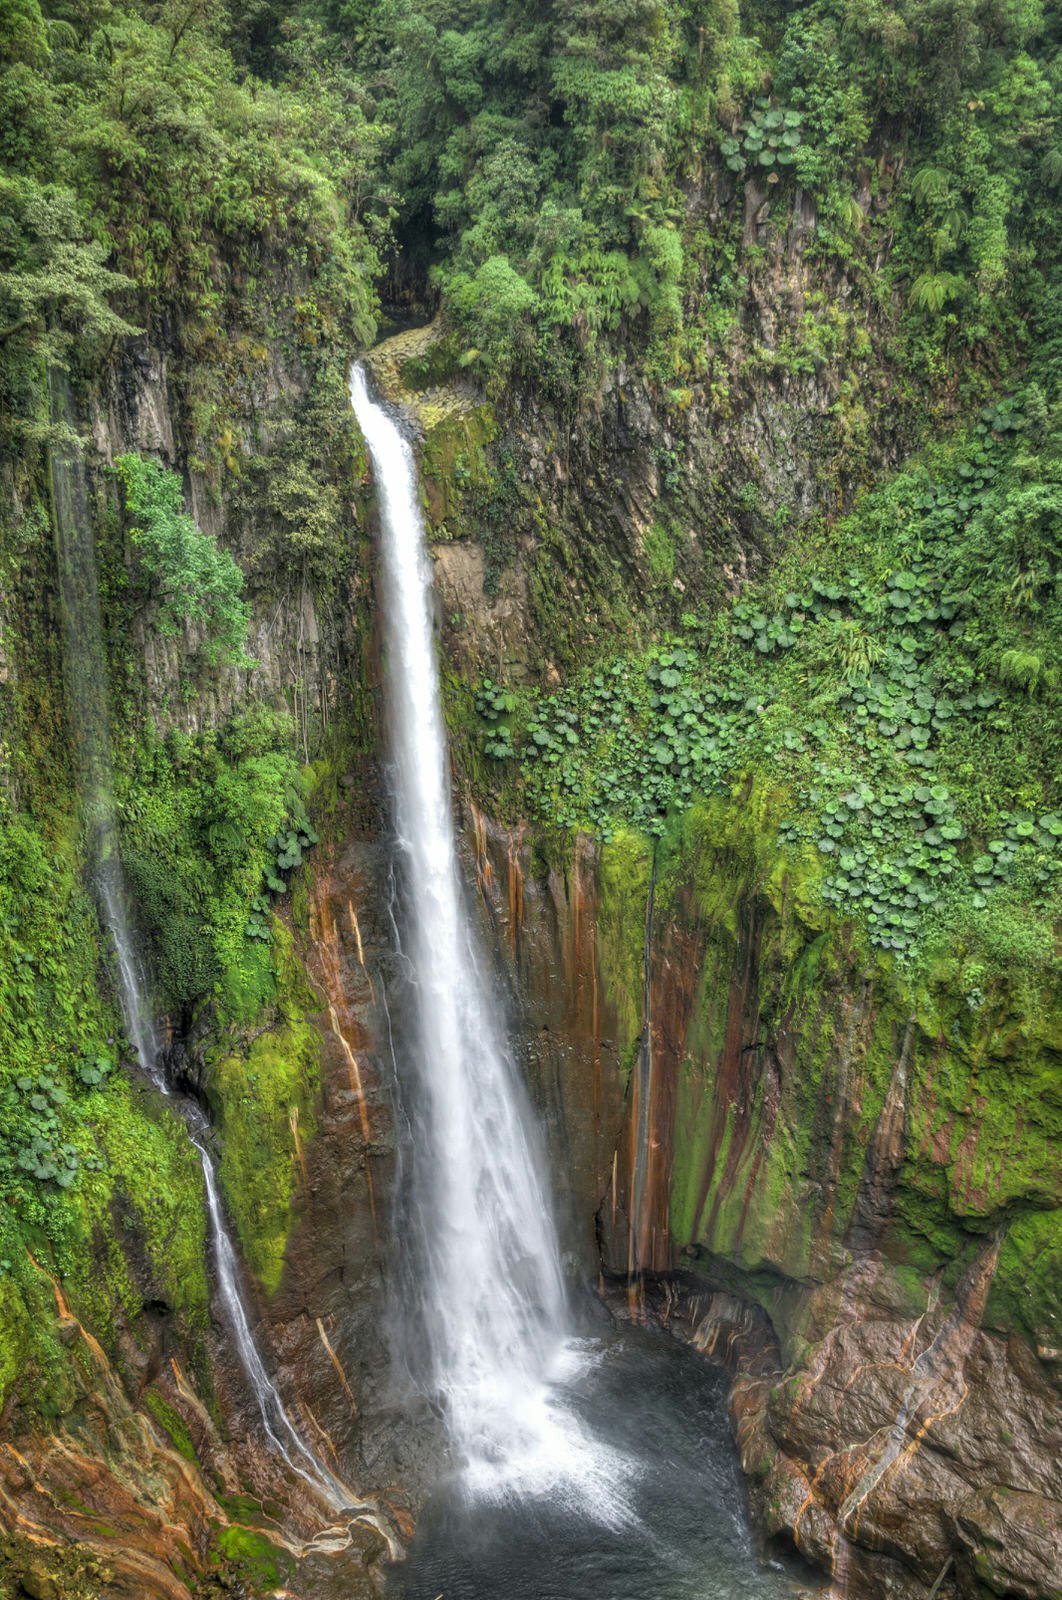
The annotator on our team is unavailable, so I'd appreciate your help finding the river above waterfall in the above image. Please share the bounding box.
[389,1319,816,1600]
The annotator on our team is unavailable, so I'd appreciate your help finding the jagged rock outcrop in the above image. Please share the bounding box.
[0,1246,390,1600]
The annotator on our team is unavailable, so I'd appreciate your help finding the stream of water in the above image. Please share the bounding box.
[351,364,811,1598]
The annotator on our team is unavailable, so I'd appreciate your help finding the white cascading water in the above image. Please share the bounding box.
[47,376,359,1516]
[188,1104,359,1509]
[350,364,625,1513]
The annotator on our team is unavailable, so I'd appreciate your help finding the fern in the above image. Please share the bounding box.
[1040,149,1062,189]
[998,649,1055,695]
[909,166,952,204]
[909,271,965,312]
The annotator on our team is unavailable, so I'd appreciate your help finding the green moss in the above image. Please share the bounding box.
[664,788,867,1276]
[419,404,497,539]
[587,776,1062,1348]
[144,1388,198,1462]
[399,335,462,391]
[0,1252,74,1418]
[643,519,676,584]
[80,1078,210,1326]
[213,1525,294,1590]
[525,508,636,675]
[597,828,652,1066]
[211,922,320,1295]
[989,1208,1062,1349]
[0,1275,31,1408]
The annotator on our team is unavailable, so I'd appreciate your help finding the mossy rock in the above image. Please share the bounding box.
[591,775,1062,1353]
[364,319,481,426]
[213,1524,295,1591]
[144,1387,198,1463]
[209,922,321,1295]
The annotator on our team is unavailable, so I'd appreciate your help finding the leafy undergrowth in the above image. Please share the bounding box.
[0,808,209,1417]
[116,706,318,1024]
[0,702,328,1408]
[474,384,1062,977]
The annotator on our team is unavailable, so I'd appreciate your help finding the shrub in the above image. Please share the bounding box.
[115,455,254,669]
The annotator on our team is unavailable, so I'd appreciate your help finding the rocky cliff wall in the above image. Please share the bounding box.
[465,791,1062,1600]
[0,274,403,1591]
[348,295,1062,1600]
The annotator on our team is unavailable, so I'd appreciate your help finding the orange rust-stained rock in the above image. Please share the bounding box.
[0,1311,226,1598]
[459,809,627,1274]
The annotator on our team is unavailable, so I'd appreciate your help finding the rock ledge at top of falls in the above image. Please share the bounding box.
[363,320,481,434]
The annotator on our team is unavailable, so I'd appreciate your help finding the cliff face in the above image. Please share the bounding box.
[84,330,368,740]
[368,264,1061,1593]
[463,790,1062,1600]
[381,177,917,696]
[0,272,402,1590]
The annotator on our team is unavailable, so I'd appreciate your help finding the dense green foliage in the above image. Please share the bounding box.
[117,707,317,1020]
[475,344,1062,977]
[115,453,254,666]
[0,0,373,1429]
[1,0,390,456]
[0,5,1060,1555]
[308,0,1061,398]
[0,806,209,1415]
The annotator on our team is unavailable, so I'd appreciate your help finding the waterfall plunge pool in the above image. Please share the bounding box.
[388,1320,817,1600]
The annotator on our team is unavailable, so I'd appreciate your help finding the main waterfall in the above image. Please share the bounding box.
[350,365,618,1510]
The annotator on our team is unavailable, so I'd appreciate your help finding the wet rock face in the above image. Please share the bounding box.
[86,331,366,743]
[252,823,452,1516]
[0,1264,389,1600]
[729,1250,1062,1600]
[269,835,398,1485]
[648,1253,1062,1600]
[460,808,628,1275]
[457,798,1062,1600]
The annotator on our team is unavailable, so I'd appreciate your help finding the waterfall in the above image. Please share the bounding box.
[350,364,624,1514]
[187,1102,357,1508]
[47,374,355,1515]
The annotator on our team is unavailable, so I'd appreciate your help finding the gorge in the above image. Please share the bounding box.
[1,3,1061,1600]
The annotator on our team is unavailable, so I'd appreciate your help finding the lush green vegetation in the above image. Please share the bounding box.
[309,0,1061,400]
[0,806,209,1416]
[117,707,318,1020]
[0,0,368,1433]
[474,344,1062,977]
[0,7,1059,1576]
[1,0,389,455]
[115,454,254,668]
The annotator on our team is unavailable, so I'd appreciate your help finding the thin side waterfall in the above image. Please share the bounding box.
[350,364,625,1514]
[47,374,356,1516]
